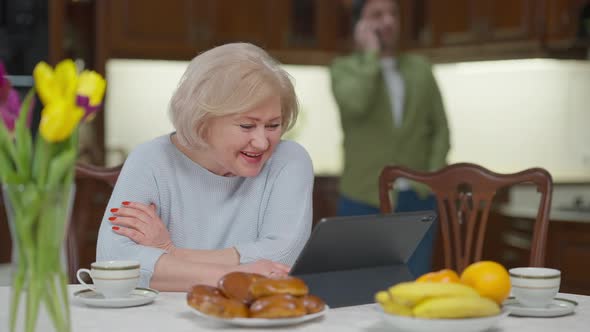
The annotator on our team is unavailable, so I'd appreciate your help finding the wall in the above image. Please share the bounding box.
[105,58,590,182]
[436,59,590,182]
[105,60,185,166]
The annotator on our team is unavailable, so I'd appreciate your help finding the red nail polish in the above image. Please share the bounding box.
[112,226,120,230]
[122,201,130,206]
[108,217,117,221]
[110,208,119,213]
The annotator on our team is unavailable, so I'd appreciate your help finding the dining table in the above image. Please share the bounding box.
[0,284,588,332]
[0,264,11,287]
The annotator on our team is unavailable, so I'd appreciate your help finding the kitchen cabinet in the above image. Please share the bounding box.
[86,0,590,67]
[86,0,590,73]
[428,0,481,46]
[485,209,590,295]
[96,0,353,61]
[486,0,538,43]
[400,0,588,61]
[102,0,289,60]
[545,0,588,46]
[401,0,539,48]
[105,0,210,59]
[546,221,590,295]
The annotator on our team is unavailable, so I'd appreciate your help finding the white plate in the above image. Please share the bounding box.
[379,307,507,332]
[73,288,158,308]
[503,297,577,317]
[190,305,329,327]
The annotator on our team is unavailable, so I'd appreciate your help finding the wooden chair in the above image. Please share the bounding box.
[378,163,553,273]
[66,163,123,282]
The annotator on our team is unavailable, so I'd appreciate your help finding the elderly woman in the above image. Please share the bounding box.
[96,43,313,291]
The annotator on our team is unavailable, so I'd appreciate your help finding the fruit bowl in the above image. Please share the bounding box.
[378,307,508,332]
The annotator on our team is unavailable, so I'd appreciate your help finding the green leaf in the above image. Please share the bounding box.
[0,116,13,149]
[62,132,78,186]
[14,89,35,181]
[32,134,52,186]
[58,270,72,331]
[66,128,79,151]
[42,291,64,332]
[16,88,35,125]
[25,271,41,332]
[9,264,25,332]
[46,149,76,189]
[0,115,19,170]
[0,150,18,183]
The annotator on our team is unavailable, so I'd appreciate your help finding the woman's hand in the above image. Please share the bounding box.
[109,201,175,252]
[235,259,291,279]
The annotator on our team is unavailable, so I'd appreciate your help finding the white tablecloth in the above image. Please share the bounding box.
[0,264,12,287]
[0,285,588,332]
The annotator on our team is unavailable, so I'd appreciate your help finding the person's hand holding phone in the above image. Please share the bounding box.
[354,20,381,53]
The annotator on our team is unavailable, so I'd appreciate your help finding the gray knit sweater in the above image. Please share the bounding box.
[96,134,314,287]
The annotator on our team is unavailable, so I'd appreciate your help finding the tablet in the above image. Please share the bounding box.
[290,211,436,307]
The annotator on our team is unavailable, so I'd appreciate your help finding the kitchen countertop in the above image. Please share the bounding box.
[496,204,590,223]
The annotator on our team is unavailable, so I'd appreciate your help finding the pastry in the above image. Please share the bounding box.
[187,285,248,318]
[218,272,267,304]
[249,276,309,298]
[300,294,326,314]
[249,294,307,318]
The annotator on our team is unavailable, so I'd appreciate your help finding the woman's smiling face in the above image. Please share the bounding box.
[200,95,283,177]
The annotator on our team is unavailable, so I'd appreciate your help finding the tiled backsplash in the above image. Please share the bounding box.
[105,58,590,182]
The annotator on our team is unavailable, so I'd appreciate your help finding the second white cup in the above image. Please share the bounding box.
[509,267,561,308]
[77,260,140,298]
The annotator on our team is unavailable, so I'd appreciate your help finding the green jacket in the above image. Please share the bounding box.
[330,51,450,207]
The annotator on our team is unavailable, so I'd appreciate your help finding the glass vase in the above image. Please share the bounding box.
[3,183,75,332]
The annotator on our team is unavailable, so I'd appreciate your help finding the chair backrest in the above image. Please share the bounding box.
[378,163,553,273]
[75,163,122,186]
[66,163,123,282]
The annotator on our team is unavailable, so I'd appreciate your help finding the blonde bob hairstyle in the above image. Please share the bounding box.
[169,43,299,148]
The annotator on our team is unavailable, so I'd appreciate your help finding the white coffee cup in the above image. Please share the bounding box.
[509,267,561,307]
[77,260,140,298]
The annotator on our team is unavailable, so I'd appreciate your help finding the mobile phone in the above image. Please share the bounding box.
[374,28,384,51]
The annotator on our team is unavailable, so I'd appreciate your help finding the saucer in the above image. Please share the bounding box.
[73,288,158,308]
[190,305,329,327]
[503,297,577,317]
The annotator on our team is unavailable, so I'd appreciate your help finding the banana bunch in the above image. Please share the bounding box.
[375,281,501,319]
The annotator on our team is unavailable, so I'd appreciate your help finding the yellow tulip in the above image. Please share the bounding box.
[77,70,106,106]
[39,100,84,143]
[33,59,78,106]
[54,59,78,98]
[33,62,59,106]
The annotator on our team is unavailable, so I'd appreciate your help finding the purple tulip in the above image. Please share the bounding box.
[76,95,101,121]
[0,61,34,131]
[0,62,10,100]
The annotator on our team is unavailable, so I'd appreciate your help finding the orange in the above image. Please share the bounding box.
[460,261,511,305]
[416,269,461,283]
